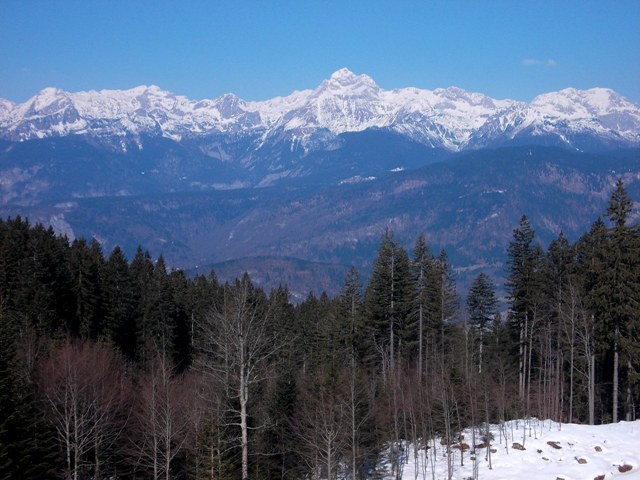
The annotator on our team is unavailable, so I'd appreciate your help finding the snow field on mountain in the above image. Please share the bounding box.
[389,419,640,480]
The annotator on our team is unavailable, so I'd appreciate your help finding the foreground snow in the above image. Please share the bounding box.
[386,419,640,480]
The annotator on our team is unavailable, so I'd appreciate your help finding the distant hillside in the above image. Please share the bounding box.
[192,256,350,302]
[2,146,638,296]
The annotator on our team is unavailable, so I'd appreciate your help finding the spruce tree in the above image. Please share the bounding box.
[103,246,137,358]
[144,256,176,359]
[505,215,542,404]
[575,218,609,423]
[336,266,365,361]
[335,267,368,480]
[466,272,498,373]
[69,238,105,338]
[363,230,413,374]
[411,233,437,380]
[429,249,458,353]
[541,233,576,421]
[603,179,639,422]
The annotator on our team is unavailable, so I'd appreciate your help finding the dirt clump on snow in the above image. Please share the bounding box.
[452,443,470,451]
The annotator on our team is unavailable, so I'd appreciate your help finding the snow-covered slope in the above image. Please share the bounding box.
[470,88,640,149]
[1,69,638,151]
[392,419,640,480]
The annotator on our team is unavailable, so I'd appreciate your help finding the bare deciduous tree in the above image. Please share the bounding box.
[38,338,130,480]
[196,275,280,480]
[293,368,350,480]
[130,351,193,480]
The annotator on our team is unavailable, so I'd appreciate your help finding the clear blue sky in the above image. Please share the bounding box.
[1,1,639,103]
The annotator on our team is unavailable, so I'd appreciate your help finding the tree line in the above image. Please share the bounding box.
[0,179,638,479]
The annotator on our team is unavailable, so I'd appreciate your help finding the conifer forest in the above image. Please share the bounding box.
[0,179,639,480]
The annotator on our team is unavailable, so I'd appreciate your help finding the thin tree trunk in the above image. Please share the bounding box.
[152,375,159,480]
[479,330,483,374]
[519,313,527,400]
[589,353,595,425]
[73,400,79,480]
[94,436,100,480]
[626,358,633,421]
[390,252,395,374]
[569,310,575,424]
[241,367,249,480]
[65,413,71,480]
[165,434,171,480]
[613,328,619,423]
[526,314,534,417]
[351,353,357,480]
[327,435,332,480]
[418,303,423,382]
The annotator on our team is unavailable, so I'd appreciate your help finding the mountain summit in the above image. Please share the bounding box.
[318,67,380,93]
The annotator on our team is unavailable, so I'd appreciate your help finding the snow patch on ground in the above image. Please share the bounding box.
[381,419,640,480]
[339,175,377,185]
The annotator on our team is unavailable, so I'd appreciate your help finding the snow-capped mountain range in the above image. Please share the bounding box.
[2,68,639,152]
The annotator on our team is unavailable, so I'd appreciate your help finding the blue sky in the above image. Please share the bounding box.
[1,1,639,103]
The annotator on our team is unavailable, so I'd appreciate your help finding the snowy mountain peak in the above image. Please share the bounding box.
[0,97,14,113]
[142,84,163,93]
[214,93,249,118]
[36,87,66,98]
[318,68,379,95]
[328,67,370,83]
[28,87,71,111]
[122,84,165,96]
[532,87,635,115]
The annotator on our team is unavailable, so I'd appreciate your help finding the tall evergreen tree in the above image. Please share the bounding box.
[335,267,369,480]
[506,215,543,404]
[336,267,365,362]
[103,247,137,358]
[294,292,337,374]
[411,234,437,380]
[541,232,575,421]
[603,179,640,422]
[68,238,105,338]
[363,230,413,375]
[144,256,176,358]
[466,272,498,373]
[575,218,610,423]
[429,249,458,354]
[168,269,195,369]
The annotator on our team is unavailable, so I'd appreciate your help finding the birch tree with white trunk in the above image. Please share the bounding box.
[197,274,280,480]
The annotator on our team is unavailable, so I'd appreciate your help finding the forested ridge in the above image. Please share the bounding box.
[0,179,638,480]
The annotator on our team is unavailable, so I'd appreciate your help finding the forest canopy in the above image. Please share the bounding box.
[0,179,638,480]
